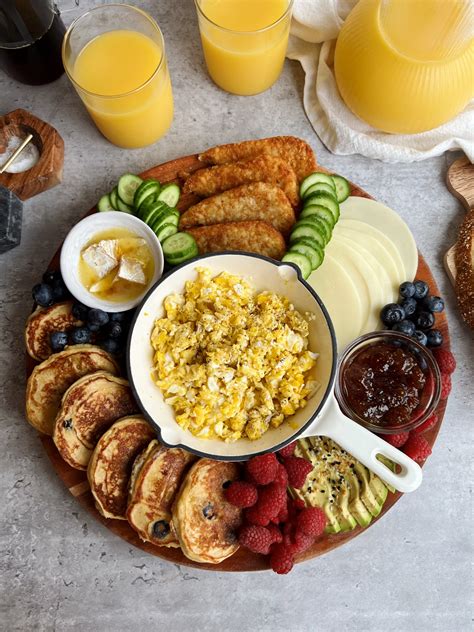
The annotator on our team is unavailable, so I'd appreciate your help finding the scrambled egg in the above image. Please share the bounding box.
[151,268,319,442]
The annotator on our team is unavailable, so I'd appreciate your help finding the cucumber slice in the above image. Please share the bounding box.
[118,174,143,206]
[290,234,326,253]
[304,193,340,223]
[331,174,351,203]
[116,197,134,213]
[289,241,324,271]
[97,194,114,212]
[294,216,331,244]
[162,232,199,265]
[139,196,162,221]
[304,182,337,200]
[134,179,161,210]
[289,224,328,248]
[281,252,312,280]
[151,209,179,233]
[157,183,180,208]
[156,223,178,243]
[109,187,120,210]
[300,172,336,198]
[301,203,337,228]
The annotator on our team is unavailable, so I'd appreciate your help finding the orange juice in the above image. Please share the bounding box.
[197,0,292,95]
[334,0,474,134]
[72,29,173,148]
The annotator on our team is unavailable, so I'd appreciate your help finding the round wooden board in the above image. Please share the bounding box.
[26,154,450,572]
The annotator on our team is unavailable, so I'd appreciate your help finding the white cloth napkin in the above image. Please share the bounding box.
[287,0,474,163]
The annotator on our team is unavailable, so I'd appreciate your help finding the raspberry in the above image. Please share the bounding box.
[270,543,294,574]
[255,483,287,521]
[432,348,456,375]
[267,523,283,544]
[238,525,272,554]
[282,456,313,488]
[403,434,432,463]
[290,530,315,555]
[383,432,409,448]
[412,413,438,435]
[245,453,278,485]
[244,507,270,527]
[271,503,288,524]
[224,481,258,508]
[274,462,289,487]
[278,442,296,458]
[295,507,327,537]
[440,373,452,400]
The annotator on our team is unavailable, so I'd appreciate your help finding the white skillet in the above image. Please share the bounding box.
[127,253,422,493]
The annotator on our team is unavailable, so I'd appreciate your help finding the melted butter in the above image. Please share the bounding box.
[79,227,154,303]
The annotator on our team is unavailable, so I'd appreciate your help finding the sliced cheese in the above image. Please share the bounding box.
[308,254,363,352]
[339,197,418,280]
[117,256,146,285]
[82,240,118,279]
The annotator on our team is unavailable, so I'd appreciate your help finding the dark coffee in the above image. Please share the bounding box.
[0,1,66,85]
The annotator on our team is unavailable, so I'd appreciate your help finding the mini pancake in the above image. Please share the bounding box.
[179,182,295,235]
[25,301,81,361]
[183,154,299,207]
[87,416,156,520]
[26,345,119,435]
[172,459,242,564]
[199,136,318,182]
[127,441,197,548]
[186,220,286,260]
[53,372,137,470]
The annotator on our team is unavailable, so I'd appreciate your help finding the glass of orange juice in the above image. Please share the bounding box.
[62,4,173,149]
[195,0,294,96]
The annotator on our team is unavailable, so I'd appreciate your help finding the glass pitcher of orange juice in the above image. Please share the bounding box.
[62,5,173,149]
[334,0,474,134]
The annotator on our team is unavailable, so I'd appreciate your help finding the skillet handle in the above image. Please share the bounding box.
[299,396,423,493]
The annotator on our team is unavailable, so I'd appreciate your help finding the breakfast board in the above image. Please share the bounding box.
[26,152,450,571]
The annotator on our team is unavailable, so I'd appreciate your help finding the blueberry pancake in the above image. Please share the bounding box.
[25,301,81,361]
[127,441,197,548]
[87,416,155,520]
[172,459,242,564]
[26,345,119,435]
[53,371,137,470]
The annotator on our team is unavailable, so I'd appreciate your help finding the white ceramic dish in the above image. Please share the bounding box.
[60,211,164,313]
[127,252,422,493]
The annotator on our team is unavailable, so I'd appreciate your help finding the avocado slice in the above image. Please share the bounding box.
[346,468,373,528]
[369,469,389,507]
[354,463,384,517]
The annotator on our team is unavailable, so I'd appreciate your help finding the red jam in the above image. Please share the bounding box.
[342,342,426,427]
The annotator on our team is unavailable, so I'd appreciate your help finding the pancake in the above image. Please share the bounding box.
[25,301,82,361]
[53,372,137,470]
[26,345,119,435]
[172,459,242,564]
[87,416,156,520]
[126,441,197,548]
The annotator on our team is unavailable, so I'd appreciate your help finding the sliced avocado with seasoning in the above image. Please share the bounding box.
[293,437,392,532]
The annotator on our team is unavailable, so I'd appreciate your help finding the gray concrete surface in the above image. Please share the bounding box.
[1,1,472,631]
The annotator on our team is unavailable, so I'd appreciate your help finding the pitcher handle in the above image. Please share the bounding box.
[299,396,422,493]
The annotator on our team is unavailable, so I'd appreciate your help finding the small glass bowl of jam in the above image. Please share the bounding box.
[335,331,441,434]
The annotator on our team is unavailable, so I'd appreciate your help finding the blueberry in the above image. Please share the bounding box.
[51,278,70,302]
[70,327,92,345]
[413,280,429,300]
[72,301,89,321]
[101,338,121,355]
[391,319,416,336]
[426,329,443,347]
[42,270,62,285]
[401,297,417,318]
[86,323,101,333]
[87,308,109,328]
[399,282,416,299]
[152,520,170,539]
[413,330,428,346]
[32,283,54,307]
[109,312,127,322]
[422,295,445,313]
[104,321,123,339]
[381,303,405,326]
[50,331,68,352]
[415,310,435,330]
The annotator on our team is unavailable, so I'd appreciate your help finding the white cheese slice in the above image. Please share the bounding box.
[82,240,118,279]
[117,256,146,285]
